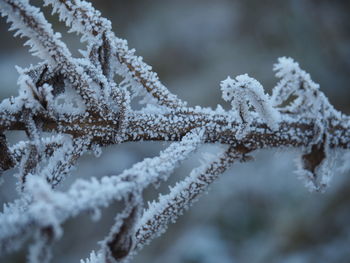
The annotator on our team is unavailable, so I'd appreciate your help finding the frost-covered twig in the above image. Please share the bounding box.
[1,109,350,152]
[272,57,339,119]
[0,0,102,109]
[0,130,203,255]
[43,0,186,109]
[134,146,246,251]
[81,146,249,263]
[0,1,349,262]
[271,57,345,191]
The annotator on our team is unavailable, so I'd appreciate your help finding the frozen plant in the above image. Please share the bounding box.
[0,0,349,262]
[220,74,279,139]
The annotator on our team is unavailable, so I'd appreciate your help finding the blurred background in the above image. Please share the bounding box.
[1,0,350,262]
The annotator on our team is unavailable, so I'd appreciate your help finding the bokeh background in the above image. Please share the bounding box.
[1,0,350,262]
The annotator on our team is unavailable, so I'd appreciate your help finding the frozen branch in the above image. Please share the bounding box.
[0,1,349,262]
[43,0,186,109]
[0,0,103,109]
[134,146,247,251]
[0,130,203,255]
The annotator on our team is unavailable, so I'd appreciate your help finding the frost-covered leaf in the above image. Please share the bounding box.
[220,74,280,138]
[103,196,141,262]
[272,57,341,120]
[296,135,335,192]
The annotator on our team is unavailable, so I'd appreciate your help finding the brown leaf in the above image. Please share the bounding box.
[302,142,326,175]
